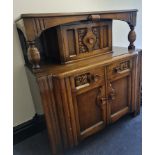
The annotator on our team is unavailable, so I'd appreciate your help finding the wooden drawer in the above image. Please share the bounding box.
[72,68,105,93]
[107,59,132,80]
[57,20,112,63]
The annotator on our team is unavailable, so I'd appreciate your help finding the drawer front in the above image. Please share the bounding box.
[72,68,105,93]
[107,59,132,80]
[57,20,112,63]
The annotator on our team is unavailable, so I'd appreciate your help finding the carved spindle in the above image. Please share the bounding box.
[128,25,136,50]
[27,41,40,69]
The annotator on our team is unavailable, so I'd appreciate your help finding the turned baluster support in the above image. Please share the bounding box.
[128,25,136,50]
[27,41,40,69]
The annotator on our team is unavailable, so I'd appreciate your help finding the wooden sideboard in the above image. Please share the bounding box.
[16,10,141,155]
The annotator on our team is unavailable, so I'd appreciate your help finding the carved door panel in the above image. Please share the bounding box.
[73,85,106,141]
[70,69,106,141]
[107,60,132,124]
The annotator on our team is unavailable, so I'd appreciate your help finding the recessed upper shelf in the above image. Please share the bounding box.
[16,9,138,69]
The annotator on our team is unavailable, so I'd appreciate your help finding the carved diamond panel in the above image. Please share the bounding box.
[83,28,97,51]
[78,27,100,53]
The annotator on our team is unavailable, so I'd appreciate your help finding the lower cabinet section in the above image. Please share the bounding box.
[35,54,141,155]
[16,9,141,155]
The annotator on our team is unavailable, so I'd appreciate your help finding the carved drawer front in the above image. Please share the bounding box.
[57,20,112,63]
[73,68,104,92]
[107,59,132,80]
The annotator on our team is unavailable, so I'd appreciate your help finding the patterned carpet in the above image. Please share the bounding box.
[14,110,142,155]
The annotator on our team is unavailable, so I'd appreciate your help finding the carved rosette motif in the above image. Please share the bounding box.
[75,73,89,87]
[83,28,97,51]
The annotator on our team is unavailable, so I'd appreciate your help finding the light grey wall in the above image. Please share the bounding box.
[13,0,142,126]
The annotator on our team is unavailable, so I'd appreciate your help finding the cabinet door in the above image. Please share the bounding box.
[57,20,112,63]
[71,69,106,141]
[107,60,132,124]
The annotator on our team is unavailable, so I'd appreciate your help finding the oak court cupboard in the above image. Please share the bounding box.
[16,9,142,155]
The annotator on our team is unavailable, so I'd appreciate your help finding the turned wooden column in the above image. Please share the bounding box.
[128,25,136,50]
[27,41,40,69]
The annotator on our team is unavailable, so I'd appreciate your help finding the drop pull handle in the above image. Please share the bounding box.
[108,82,116,101]
[97,97,107,107]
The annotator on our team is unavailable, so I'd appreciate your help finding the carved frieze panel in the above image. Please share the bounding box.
[120,61,130,70]
[75,73,90,87]
[112,61,130,74]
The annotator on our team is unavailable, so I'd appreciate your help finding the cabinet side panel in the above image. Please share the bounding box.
[37,76,63,154]
[53,78,69,149]
[25,67,44,115]
[131,55,138,113]
[136,51,142,114]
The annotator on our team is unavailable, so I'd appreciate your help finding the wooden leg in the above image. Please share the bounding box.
[128,25,136,50]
